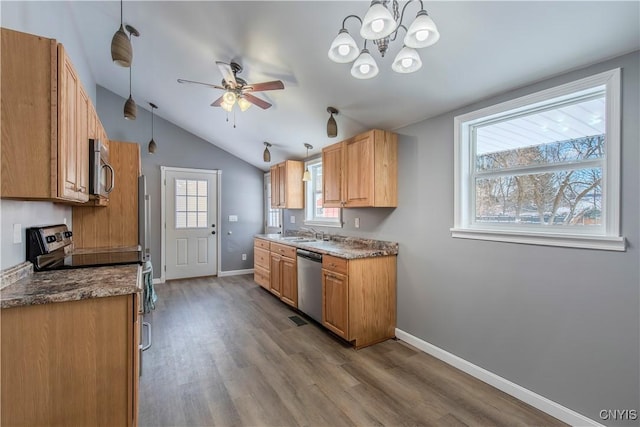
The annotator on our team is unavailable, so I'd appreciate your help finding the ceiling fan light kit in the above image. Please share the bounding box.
[327,107,339,138]
[111,0,132,67]
[177,61,285,121]
[329,0,440,78]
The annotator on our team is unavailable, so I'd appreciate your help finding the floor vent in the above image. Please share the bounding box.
[288,315,308,327]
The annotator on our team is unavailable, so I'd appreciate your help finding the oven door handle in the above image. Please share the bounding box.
[102,163,115,194]
[141,321,152,351]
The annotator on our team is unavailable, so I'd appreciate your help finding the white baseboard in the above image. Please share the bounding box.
[217,268,254,277]
[152,278,163,285]
[395,328,603,427]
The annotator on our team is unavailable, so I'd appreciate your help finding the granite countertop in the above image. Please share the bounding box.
[1,264,141,309]
[255,233,398,259]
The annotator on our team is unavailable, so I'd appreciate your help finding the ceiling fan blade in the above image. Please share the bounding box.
[177,78,225,90]
[245,80,285,92]
[216,61,237,88]
[210,96,224,107]
[243,93,272,110]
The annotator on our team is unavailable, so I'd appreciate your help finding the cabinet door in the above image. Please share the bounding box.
[322,269,349,339]
[269,253,282,297]
[58,46,79,201]
[322,142,343,208]
[280,256,297,308]
[76,86,89,201]
[270,165,279,208]
[277,163,286,208]
[344,133,373,207]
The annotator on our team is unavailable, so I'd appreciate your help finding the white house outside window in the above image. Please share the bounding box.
[452,68,625,251]
[304,158,342,227]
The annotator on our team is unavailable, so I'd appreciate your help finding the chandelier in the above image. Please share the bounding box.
[328,0,440,79]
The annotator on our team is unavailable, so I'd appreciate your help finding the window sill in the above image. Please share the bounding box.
[303,220,342,228]
[450,228,626,251]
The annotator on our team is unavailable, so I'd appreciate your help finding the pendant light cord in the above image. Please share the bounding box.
[120,0,123,26]
[151,108,154,139]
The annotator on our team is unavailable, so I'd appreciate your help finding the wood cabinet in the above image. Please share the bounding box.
[72,141,140,249]
[1,293,141,426]
[270,160,304,209]
[1,28,98,203]
[269,242,297,307]
[322,254,396,349]
[254,238,271,289]
[322,129,398,208]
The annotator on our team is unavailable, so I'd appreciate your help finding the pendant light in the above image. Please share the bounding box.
[327,107,339,138]
[111,0,132,67]
[302,143,313,182]
[148,103,158,154]
[123,25,139,120]
[263,142,272,163]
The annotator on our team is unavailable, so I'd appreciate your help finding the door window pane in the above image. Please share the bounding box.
[175,179,208,229]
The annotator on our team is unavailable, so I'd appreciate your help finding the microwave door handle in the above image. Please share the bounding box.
[103,163,115,194]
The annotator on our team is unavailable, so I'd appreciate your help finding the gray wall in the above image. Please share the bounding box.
[96,86,264,277]
[287,51,640,424]
[0,201,72,269]
[1,2,93,270]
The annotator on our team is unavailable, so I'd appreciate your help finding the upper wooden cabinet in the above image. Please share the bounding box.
[270,160,304,209]
[322,129,398,208]
[1,28,98,203]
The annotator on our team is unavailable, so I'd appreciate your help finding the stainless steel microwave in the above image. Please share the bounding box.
[89,139,115,197]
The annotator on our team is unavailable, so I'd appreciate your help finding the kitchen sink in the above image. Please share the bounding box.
[281,237,317,243]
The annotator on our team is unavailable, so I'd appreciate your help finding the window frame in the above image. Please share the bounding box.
[304,157,342,228]
[263,172,282,234]
[452,68,625,251]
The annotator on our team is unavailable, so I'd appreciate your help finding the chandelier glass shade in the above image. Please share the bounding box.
[328,0,440,79]
[221,91,251,112]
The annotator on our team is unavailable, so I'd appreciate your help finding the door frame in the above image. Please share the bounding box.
[160,166,222,283]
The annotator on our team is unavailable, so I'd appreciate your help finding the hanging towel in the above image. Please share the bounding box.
[142,260,157,313]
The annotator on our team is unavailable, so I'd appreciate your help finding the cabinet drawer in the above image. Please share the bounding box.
[254,238,270,250]
[270,242,296,259]
[254,265,270,289]
[254,247,270,269]
[323,255,348,275]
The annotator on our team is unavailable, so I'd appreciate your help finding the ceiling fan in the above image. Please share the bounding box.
[177,61,285,111]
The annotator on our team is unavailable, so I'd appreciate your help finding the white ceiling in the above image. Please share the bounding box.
[56,2,640,169]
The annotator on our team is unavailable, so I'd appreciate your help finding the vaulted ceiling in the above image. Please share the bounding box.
[5,1,640,170]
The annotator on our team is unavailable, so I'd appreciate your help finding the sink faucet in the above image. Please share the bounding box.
[299,226,324,241]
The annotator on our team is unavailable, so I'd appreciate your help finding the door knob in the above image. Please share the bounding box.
[212,224,215,227]
[211,231,216,235]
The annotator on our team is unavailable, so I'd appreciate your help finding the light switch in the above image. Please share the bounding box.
[13,223,22,244]
[290,216,296,224]
[229,215,238,222]
[355,218,360,228]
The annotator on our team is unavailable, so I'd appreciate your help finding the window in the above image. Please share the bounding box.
[175,179,208,228]
[264,172,282,234]
[452,68,625,251]
[304,158,342,227]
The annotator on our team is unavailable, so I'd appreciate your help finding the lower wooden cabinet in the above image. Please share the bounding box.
[254,239,270,289]
[254,239,298,308]
[322,254,396,349]
[1,293,141,426]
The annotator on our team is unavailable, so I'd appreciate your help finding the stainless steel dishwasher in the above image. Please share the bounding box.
[297,249,323,323]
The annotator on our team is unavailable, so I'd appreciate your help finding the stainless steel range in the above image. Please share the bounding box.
[26,224,143,271]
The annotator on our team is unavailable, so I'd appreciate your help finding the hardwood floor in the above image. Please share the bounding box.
[139,275,566,427]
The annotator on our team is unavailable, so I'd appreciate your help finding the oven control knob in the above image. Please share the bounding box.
[46,236,56,243]
[64,231,72,238]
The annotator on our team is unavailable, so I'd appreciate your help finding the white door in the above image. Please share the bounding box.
[165,169,218,280]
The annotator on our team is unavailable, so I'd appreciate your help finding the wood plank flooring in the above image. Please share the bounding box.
[139,274,566,427]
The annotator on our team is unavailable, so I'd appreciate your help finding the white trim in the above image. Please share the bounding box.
[152,278,164,285]
[218,268,254,277]
[450,228,626,251]
[160,166,222,282]
[453,69,623,248]
[395,329,605,427]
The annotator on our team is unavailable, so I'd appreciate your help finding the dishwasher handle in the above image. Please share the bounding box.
[296,249,323,262]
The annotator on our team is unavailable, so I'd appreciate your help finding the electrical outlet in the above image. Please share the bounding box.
[241,253,247,261]
[13,224,22,244]
[290,216,296,224]
[355,218,360,228]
